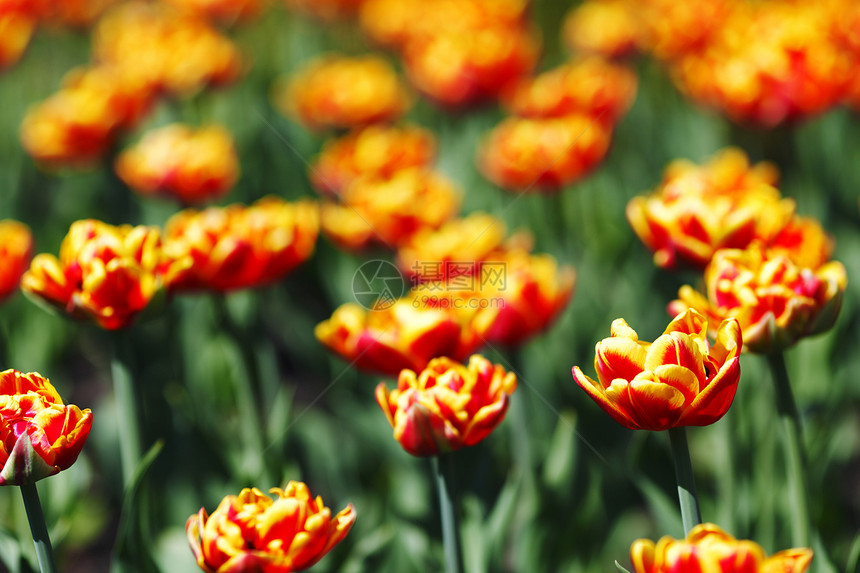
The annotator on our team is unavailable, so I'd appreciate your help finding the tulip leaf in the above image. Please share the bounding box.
[615,560,633,573]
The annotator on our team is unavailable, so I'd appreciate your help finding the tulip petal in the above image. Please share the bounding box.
[595,336,647,386]
[0,431,58,486]
[630,538,656,573]
[628,377,685,431]
[679,356,740,427]
[645,333,706,384]
[572,367,640,429]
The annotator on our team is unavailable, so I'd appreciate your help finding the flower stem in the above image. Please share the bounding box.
[766,351,811,548]
[668,426,702,536]
[111,331,142,488]
[433,454,465,573]
[20,483,57,573]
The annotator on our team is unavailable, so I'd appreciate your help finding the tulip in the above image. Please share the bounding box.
[115,123,240,205]
[768,215,833,270]
[561,0,640,59]
[0,220,33,304]
[21,220,178,330]
[160,0,261,22]
[163,197,319,292]
[572,309,742,431]
[0,370,92,486]
[0,12,34,70]
[310,124,436,196]
[630,523,813,573]
[275,54,411,131]
[282,0,363,20]
[669,244,847,354]
[376,354,516,456]
[187,482,356,573]
[626,147,793,269]
[320,168,461,250]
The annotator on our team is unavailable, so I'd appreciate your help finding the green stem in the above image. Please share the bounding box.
[20,483,57,573]
[433,454,465,573]
[766,351,811,548]
[111,331,142,488]
[668,427,702,536]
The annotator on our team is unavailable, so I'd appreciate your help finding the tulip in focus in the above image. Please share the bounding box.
[376,354,516,456]
[630,523,813,573]
[276,54,411,131]
[477,114,612,192]
[22,220,178,330]
[0,369,92,486]
[187,482,356,573]
[321,168,460,251]
[310,124,436,196]
[116,123,240,205]
[572,309,741,431]
[163,197,319,293]
[626,147,793,269]
[669,244,847,354]
[0,220,33,303]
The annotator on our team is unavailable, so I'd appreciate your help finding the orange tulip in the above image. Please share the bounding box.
[638,0,731,61]
[501,57,638,124]
[163,198,319,292]
[310,124,436,196]
[275,54,411,131]
[161,0,261,22]
[669,244,847,354]
[0,370,92,486]
[572,309,741,431]
[282,0,363,20]
[115,123,240,205]
[561,0,640,59]
[21,220,178,330]
[477,114,613,192]
[320,168,461,250]
[768,215,833,270]
[630,523,812,573]
[626,147,793,269]
[187,482,356,573]
[376,354,516,456]
[0,12,34,70]
[0,220,33,303]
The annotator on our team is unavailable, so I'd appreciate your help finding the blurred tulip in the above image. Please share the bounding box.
[21,220,178,330]
[561,0,640,59]
[93,2,243,97]
[630,523,813,573]
[376,354,516,456]
[669,244,847,354]
[0,220,33,303]
[0,12,34,69]
[187,482,356,573]
[283,0,363,20]
[501,57,638,123]
[310,124,436,196]
[163,197,319,292]
[477,114,612,191]
[471,249,575,347]
[321,168,460,250]
[0,369,92,486]
[20,65,154,166]
[626,147,793,269]
[638,0,732,61]
[769,215,833,270]
[162,0,260,23]
[275,54,411,131]
[572,309,741,431]
[116,123,239,205]
[315,293,484,375]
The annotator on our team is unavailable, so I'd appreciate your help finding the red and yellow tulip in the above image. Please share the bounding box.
[187,482,355,573]
[163,197,319,292]
[572,309,741,431]
[630,523,813,573]
[376,354,516,456]
[669,244,847,354]
[0,370,92,486]
[21,220,178,330]
[561,0,640,59]
[0,220,33,303]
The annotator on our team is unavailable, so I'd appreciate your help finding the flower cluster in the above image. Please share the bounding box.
[376,354,516,456]
[477,54,637,192]
[275,54,411,131]
[0,220,33,304]
[572,309,742,431]
[187,482,356,573]
[115,123,240,205]
[627,147,827,270]
[359,0,539,107]
[0,370,92,486]
[163,197,320,293]
[630,523,813,573]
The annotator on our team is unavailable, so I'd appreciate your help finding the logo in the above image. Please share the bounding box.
[352,259,406,310]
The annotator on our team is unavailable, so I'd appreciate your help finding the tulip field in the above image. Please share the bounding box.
[2,0,860,572]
